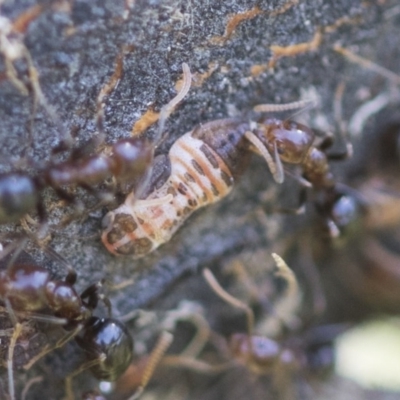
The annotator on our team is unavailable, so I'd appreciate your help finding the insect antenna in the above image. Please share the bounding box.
[244,129,284,183]
[202,268,255,338]
[156,62,192,145]
[253,99,316,113]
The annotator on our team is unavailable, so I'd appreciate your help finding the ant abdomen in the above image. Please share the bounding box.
[75,317,134,381]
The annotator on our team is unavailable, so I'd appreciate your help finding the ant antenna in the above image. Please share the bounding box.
[128,331,174,400]
[253,99,316,113]
[156,63,192,144]
[244,130,284,183]
[202,268,255,337]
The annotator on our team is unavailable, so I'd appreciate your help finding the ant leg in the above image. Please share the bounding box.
[334,44,400,85]
[127,331,174,400]
[80,284,100,311]
[177,314,211,359]
[39,245,80,286]
[21,376,43,400]
[161,354,230,375]
[23,324,83,371]
[202,268,255,337]
[313,128,353,160]
[160,309,232,375]
[7,322,23,400]
[0,237,29,269]
[64,355,107,400]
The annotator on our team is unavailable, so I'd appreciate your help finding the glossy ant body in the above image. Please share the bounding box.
[0,136,153,225]
[43,136,153,200]
[102,109,342,257]
[0,48,157,227]
[0,61,193,229]
[0,250,133,399]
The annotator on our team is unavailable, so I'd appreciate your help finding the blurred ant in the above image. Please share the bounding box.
[0,61,192,231]
[0,249,133,400]
[310,113,400,318]
[0,111,153,226]
[160,254,344,399]
[0,135,153,237]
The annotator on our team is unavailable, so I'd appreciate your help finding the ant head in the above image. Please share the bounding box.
[257,118,315,164]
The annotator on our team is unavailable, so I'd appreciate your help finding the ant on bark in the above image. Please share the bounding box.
[0,247,133,400]
[0,50,160,229]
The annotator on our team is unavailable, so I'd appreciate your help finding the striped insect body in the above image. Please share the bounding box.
[101,64,339,258]
[101,119,251,257]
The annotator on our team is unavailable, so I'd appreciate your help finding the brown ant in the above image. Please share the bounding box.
[0,134,153,226]
[0,62,193,229]
[159,254,342,399]
[0,249,133,400]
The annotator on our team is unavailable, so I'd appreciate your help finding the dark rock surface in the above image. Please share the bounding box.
[0,0,399,398]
